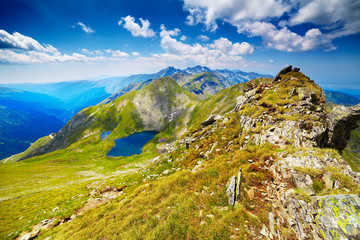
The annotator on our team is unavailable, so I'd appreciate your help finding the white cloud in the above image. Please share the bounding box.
[157,33,255,69]
[269,59,274,63]
[132,51,141,56]
[105,49,129,58]
[0,30,131,64]
[210,37,253,55]
[183,0,289,31]
[181,0,360,51]
[119,15,155,38]
[160,24,180,38]
[180,35,187,41]
[82,48,93,55]
[235,21,335,52]
[0,49,101,64]
[0,30,58,53]
[77,22,95,34]
[198,35,210,41]
[288,0,360,38]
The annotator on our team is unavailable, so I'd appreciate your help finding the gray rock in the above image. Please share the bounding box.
[324,103,360,152]
[269,212,276,236]
[273,65,292,81]
[226,176,237,206]
[19,233,32,240]
[201,115,217,127]
[292,172,315,196]
[314,194,360,239]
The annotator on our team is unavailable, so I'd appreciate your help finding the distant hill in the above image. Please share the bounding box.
[0,88,65,159]
[325,90,360,106]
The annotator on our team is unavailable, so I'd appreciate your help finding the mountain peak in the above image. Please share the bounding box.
[185,65,211,74]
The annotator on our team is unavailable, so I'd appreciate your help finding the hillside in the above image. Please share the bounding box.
[1,67,360,240]
[325,90,360,106]
[0,88,66,159]
[14,77,198,161]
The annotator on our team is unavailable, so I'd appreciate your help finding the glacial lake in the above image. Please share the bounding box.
[107,131,158,157]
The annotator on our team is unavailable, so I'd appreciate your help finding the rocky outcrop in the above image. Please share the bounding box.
[233,67,360,155]
[273,65,293,81]
[325,104,360,152]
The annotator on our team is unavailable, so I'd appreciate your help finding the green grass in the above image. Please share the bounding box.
[342,127,360,172]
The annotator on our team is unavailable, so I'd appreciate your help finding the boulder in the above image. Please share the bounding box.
[273,65,293,81]
[314,194,360,239]
[292,172,315,196]
[201,115,216,127]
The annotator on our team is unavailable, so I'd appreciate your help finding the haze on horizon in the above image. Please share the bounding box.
[0,0,359,94]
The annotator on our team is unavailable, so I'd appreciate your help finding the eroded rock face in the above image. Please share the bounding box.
[326,104,360,152]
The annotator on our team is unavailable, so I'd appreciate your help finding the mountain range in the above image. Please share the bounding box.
[0,66,273,159]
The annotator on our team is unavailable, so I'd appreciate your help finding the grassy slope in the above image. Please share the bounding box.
[342,126,360,172]
[181,72,225,99]
[0,77,198,239]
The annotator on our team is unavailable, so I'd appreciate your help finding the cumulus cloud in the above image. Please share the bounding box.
[181,0,360,51]
[0,30,58,53]
[183,0,288,31]
[180,35,187,41]
[0,49,96,64]
[77,22,95,34]
[210,37,253,55]
[288,0,360,38]
[132,51,141,56]
[105,49,129,58]
[160,24,180,38]
[0,30,131,64]
[119,15,155,38]
[235,21,335,52]
[157,28,255,70]
[198,35,210,41]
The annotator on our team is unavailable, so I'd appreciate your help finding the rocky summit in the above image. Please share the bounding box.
[1,66,360,240]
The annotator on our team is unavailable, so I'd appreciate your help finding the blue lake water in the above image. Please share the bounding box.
[100,131,111,141]
[107,131,159,157]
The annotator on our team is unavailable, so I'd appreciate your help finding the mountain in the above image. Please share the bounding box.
[180,72,233,99]
[0,66,272,159]
[325,90,360,106]
[14,77,198,161]
[100,66,273,103]
[1,66,360,240]
[0,87,66,159]
[215,69,273,83]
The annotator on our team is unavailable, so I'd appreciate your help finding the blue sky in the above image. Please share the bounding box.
[0,0,359,94]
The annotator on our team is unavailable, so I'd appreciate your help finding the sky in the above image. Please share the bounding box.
[0,0,359,94]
